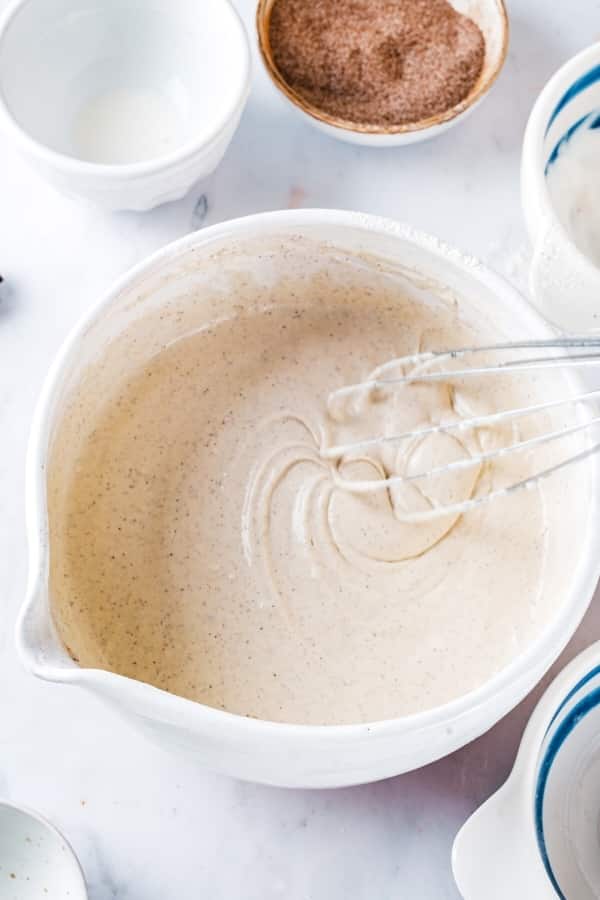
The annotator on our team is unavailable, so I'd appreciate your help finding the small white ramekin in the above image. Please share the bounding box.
[16,209,600,789]
[522,44,600,332]
[0,0,251,211]
[256,0,508,147]
[453,640,600,899]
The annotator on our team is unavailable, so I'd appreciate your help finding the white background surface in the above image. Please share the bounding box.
[2,1,600,897]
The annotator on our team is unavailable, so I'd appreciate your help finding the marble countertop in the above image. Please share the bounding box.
[2,1,600,897]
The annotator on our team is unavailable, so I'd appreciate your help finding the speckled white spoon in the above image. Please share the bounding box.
[0,801,87,899]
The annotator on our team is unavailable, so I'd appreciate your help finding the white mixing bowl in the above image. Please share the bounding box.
[16,210,600,788]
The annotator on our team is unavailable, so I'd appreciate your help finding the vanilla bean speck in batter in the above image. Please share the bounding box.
[48,240,582,725]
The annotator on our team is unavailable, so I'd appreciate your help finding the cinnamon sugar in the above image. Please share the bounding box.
[268,0,486,127]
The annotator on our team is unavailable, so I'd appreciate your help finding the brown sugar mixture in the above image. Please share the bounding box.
[268,0,486,127]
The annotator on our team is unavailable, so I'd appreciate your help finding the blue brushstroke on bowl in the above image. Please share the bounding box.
[545,63,600,135]
[545,663,600,733]
[545,112,592,174]
[543,62,600,175]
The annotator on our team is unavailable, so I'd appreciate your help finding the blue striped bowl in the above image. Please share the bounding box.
[522,44,600,332]
[453,641,600,899]
[535,646,600,898]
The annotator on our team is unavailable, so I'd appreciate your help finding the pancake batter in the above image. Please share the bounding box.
[48,241,572,724]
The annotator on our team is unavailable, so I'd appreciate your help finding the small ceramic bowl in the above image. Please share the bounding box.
[453,640,600,899]
[256,0,508,146]
[522,44,600,333]
[0,0,251,211]
[0,801,87,899]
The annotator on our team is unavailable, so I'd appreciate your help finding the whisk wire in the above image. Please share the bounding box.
[325,337,600,519]
[360,437,600,524]
[323,388,600,459]
[331,414,600,492]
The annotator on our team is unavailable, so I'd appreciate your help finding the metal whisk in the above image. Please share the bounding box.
[321,337,600,521]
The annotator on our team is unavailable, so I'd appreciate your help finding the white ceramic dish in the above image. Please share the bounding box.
[0,0,251,211]
[256,0,508,147]
[522,43,600,332]
[0,801,87,899]
[16,209,600,789]
[453,640,600,899]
